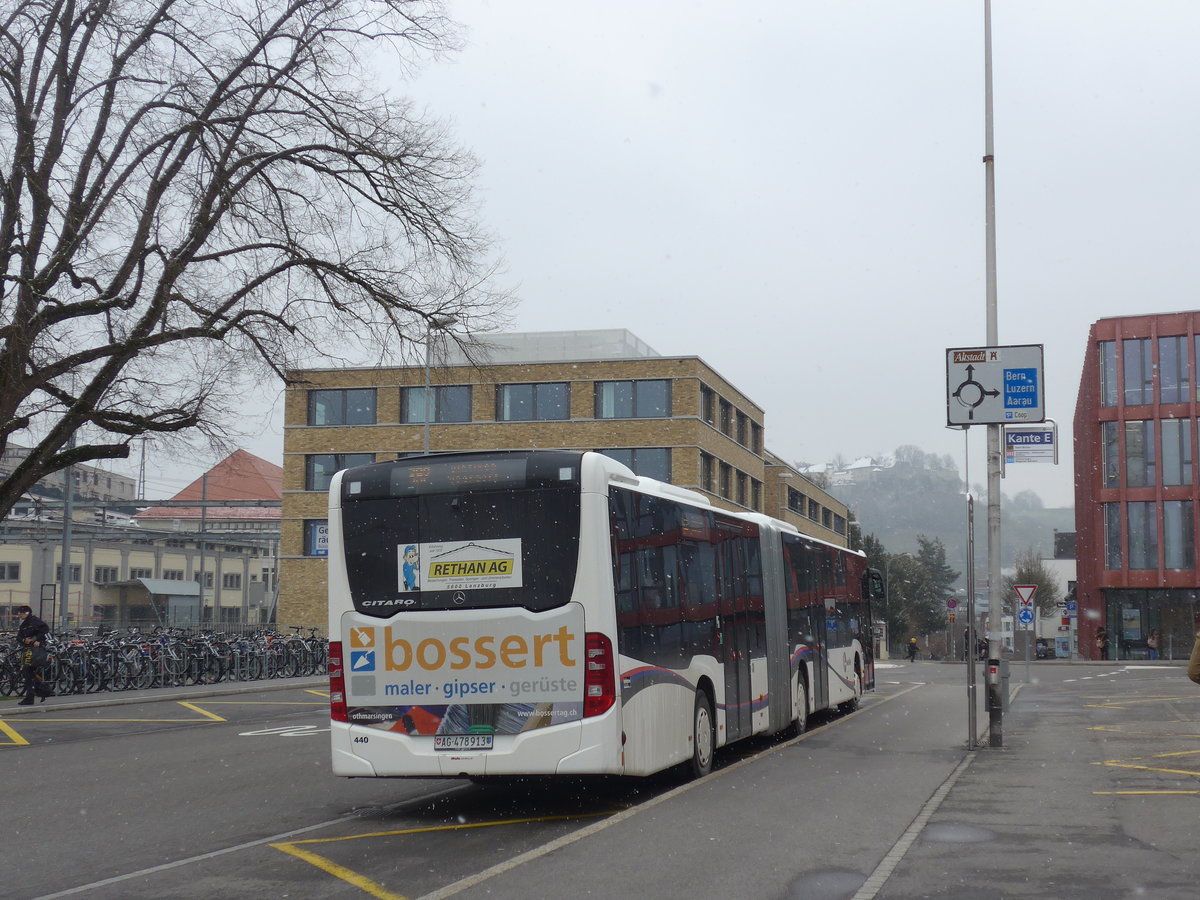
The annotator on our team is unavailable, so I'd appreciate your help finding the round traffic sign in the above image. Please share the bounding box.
[1018,608,1035,625]
[946,598,958,609]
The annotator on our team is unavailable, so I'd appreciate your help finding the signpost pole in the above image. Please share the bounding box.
[983,0,1004,749]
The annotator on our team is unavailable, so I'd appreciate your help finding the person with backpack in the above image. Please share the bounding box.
[15,605,52,705]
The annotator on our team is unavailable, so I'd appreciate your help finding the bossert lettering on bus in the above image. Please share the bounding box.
[397,538,524,592]
[341,607,584,723]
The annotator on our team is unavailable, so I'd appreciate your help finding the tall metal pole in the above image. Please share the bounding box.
[423,324,434,454]
[983,0,1004,748]
[58,434,76,629]
[422,315,458,455]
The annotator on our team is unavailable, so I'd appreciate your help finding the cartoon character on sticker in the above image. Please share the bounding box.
[402,544,420,591]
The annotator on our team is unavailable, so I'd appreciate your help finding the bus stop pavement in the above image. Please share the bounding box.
[443,665,1198,900]
[0,674,328,715]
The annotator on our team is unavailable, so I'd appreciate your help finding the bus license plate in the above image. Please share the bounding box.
[434,734,493,751]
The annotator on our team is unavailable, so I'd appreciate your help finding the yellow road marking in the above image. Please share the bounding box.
[177,701,226,722]
[272,813,612,897]
[1094,760,1200,777]
[272,843,408,900]
[0,717,29,747]
[1087,725,1200,736]
[1094,790,1200,795]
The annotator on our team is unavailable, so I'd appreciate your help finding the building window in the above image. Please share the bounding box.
[822,508,833,530]
[719,462,732,499]
[497,383,569,421]
[1103,502,1122,570]
[0,563,19,581]
[718,398,732,435]
[1126,501,1158,570]
[162,570,184,580]
[306,520,329,557]
[305,453,376,491]
[736,412,748,446]
[1161,419,1193,486]
[833,513,847,536]
[1164,501,1195,570]
[129,568,152,580]
[808,498,820,521]
[700,386,716,425]
[308,388,376,426]
[595,380,671,419]
[736,471,747,506]
[788,487,804,513]
[751,423,763,454]
[1099,341,1118,408]
[54,564,82,583]
[93,566,119,584]
[1124,420,1155,488]
[401,385,471,424]
[1101,421,1120,488]
[220,607,240,624]
[701,453,715,492]
[751,480,761,512]
[599,448,671,482]
[1159,335,1190,404]
[196,571,214,588]
[1122,338,1152,406]
[222,573,242,589]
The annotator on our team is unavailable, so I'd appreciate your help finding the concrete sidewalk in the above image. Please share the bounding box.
[440,665,1197,900]
[0,673,328,714]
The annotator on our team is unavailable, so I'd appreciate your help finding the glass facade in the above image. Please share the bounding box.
[1164,500,1195,570]
[1125,501,1158,570]
[1161,419,1193,486]
[401,385,471,423]
[599,448,671,483]
[1123,420,1155,488]
[497,383,569,421]
[1122,338,1153,405]
[1099,341,1118,407]
[1103,502,1122,570]
[595,380,670,419]
[1159,335,1190,404]
[309,388,376,426]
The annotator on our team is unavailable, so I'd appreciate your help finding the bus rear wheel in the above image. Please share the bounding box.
[690,691,715,779]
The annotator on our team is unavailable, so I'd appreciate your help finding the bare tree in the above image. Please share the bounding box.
[0,0,510,517]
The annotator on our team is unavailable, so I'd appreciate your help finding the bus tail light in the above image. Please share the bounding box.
[328,641,348,723]
[584,632,615,718]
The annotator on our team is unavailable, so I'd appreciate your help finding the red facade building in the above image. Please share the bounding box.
[1075,312,1200,661]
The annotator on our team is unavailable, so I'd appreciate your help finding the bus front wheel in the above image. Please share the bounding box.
[690,691,715,779]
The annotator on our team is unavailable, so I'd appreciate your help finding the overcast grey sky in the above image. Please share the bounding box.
[130,0,1200,507]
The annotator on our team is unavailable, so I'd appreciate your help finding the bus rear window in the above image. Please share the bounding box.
[341,487,581,615]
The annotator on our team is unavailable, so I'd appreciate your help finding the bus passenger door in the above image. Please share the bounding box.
[718,604,751,743]
[808,601,829,711]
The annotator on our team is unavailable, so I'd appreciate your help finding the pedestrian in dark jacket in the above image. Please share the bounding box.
[15,605,52,705]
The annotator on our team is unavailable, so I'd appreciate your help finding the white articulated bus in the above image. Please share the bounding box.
[328,450,881,780]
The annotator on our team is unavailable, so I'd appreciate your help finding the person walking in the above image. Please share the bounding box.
[1095,626,1110,661]
[15,605,52,705]
[1146,628,1160,660]
[906,637,918,662]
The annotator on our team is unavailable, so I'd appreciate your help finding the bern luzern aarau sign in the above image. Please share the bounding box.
[946,344,1045,426]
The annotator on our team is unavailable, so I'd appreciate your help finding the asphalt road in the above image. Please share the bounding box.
[4,660,1194,899]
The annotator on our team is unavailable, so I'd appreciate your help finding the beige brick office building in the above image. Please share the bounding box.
[278,330,851,626]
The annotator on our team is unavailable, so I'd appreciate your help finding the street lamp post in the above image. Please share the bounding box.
[423,314,458,454]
